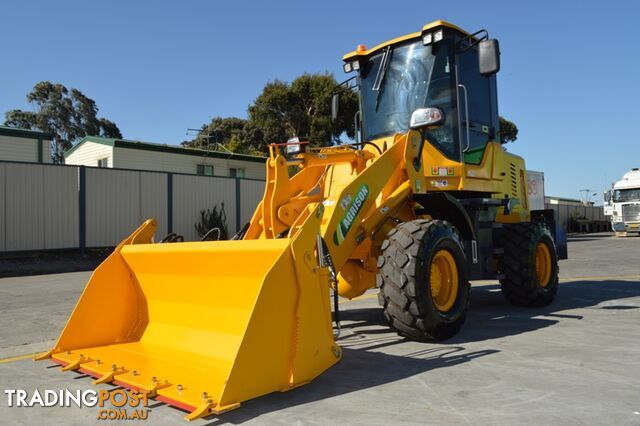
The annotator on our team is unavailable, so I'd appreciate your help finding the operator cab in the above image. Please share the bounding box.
[339,21,500,165]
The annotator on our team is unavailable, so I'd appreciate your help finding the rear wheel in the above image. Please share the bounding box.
[377,220,470,341]
[500,222,559,306]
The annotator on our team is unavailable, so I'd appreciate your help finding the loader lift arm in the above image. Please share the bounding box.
[244,132,426,300]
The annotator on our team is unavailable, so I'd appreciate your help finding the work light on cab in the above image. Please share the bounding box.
[422,29,444,45]
[285,137,308,155]
[343,60,360,73]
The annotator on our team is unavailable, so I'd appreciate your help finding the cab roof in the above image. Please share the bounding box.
[342,20,471,61]
[614,169,640,189]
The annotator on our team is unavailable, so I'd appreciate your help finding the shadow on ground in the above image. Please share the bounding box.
[201,346,497,425]
[192,279,640,423]
[449,279,640,343]
[0,249,111,277]
[566,237,604,243]
[337,280,640,346]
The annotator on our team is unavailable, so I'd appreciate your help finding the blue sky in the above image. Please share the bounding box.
[1,0,639,200]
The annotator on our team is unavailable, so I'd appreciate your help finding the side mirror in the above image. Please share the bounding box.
[409,107,444,130]
[331,93,339,122]
[604,190,611,202]
[479,39,500,76]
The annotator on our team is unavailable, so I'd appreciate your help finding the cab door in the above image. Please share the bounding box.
[455,42,499,165]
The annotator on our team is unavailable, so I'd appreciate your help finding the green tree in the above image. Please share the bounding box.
[183,117,247,149]
[4,81,122,163]
[499,116,518,143]
[186,73,358,155]
[182,116,263,156]
[248,73,358,150]
[248,79,296,146]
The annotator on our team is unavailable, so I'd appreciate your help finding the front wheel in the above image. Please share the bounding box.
[500,222,559,307]
[377,220,470,341]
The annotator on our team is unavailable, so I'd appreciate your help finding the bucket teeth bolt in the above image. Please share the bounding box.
[177,384,183,392]
[96,359,101,365]
[111,364,117,371]
[202,392,208,401]
[151,376,157,383]
[132,370,138,376]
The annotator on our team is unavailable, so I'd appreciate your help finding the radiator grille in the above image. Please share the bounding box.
[622,204,640,222]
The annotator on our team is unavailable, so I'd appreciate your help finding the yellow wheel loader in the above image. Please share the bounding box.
[36,20,567,420]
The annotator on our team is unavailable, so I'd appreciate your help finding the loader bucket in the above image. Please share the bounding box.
[37,209,340,420]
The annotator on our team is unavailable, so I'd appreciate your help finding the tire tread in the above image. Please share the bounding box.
[500,222,559,307]
[377,220,469,341]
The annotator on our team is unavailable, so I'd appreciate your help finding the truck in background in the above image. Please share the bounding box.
[604,168,640,236]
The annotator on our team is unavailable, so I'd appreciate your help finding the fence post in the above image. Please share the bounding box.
[79,166,86,255]
[235,178,241,233]
[167,173,173,234]
[37,138,43,163]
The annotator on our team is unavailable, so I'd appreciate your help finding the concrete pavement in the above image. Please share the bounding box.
[0,233,639,425]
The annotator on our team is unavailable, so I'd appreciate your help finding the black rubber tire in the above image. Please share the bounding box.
[500,222,559,307]
[377,219,470,341]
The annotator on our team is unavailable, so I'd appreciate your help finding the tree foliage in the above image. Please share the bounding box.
[4,81,122,162]
[499,116,518,143]
[184,73,358,155]
[182,116,257,153]
[248,73,358,147]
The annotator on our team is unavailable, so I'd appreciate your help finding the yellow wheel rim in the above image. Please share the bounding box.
[429,250,458,312]
[535,242,552,287]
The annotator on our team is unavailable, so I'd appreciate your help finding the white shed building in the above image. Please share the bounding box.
[0,126,53,163]
[65,136,266,179]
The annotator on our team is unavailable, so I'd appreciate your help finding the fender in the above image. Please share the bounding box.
[412,192,475,241]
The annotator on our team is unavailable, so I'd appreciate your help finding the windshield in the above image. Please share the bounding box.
[613,188,640,202]
[360,39,456,158]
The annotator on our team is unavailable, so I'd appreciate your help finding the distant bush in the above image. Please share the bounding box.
[195,203,229,240]
[568,210,587,232]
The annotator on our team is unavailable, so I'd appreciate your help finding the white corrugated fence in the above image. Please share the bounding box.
[0,161,265,252]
